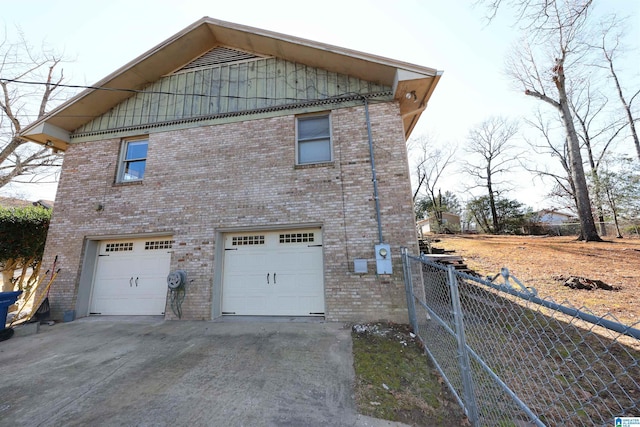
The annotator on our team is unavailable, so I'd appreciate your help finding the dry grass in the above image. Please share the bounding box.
[417,235,640,425]
[432,234,640,327]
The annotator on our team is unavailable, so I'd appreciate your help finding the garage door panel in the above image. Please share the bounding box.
[273,272,320,293]
[224,275,269,297]
[92,293,164,316]
[222,229,324,316]
[226,251,270,269]
[91,238,172,316]
[94,257,140,279]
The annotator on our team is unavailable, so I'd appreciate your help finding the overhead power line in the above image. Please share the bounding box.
[0,77,388,100]
[1,76,392,122]
[1,77,232,98]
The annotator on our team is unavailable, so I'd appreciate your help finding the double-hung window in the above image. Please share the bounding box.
[296,114,332,165]
[117,138,148,182]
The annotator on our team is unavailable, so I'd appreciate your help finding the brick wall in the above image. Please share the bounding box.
[41,101,419,322]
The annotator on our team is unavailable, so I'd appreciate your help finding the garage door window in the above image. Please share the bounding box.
[232,235,265,246]
[279,232,315,243]
[105,242,134,252]
[145,240,174,250]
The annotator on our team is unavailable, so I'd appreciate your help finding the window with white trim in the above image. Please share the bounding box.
[117,138,148,182]
[296,115,332,165]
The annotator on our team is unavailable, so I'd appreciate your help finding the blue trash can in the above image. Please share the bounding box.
[0,290,23,329]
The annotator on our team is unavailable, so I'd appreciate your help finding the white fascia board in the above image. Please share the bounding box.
[392,69,435,94]
[22,122,70,144]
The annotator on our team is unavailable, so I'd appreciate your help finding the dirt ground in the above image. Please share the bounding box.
[431,234,640,327]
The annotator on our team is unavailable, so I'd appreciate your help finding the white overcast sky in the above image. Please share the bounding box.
[2,0,639,209]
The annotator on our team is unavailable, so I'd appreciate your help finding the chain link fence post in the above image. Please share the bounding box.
[448,265,480,426]
[401,247,418,331]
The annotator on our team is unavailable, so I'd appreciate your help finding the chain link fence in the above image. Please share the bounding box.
[401,248,640,427]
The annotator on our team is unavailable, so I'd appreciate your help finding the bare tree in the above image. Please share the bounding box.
[408,135,456,226]
[0,28,66,192]
[463,116,519,234]
[504,0,602,241]
[570,80,627,235]
[479,0,593,29]
[593,17,640,162]
[600,156,640,238]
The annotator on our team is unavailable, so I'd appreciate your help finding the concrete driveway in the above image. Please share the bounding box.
[0,317,407,427]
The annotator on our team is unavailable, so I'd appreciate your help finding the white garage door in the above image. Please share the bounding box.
[90,238,173,315]
[222,228,324,316]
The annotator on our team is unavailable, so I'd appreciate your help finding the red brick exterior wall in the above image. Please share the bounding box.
[41,102,419,322]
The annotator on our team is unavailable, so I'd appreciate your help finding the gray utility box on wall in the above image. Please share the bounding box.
[354,259,368,274]
[374,243,392,275]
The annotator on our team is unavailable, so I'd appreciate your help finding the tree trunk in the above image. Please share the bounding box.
[562,122,600,240]
[487,167,499,233]
[628,108,640,162]
[591,172,607,236]
[554,62,601,242]
[580,123,607,236]
[1,259,18,292]
[435,190,444,229]
[605,186,623,239]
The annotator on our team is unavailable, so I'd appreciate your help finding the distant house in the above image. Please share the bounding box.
[19,17,442,323]
[527,209,579,236]
[536,209,576,225]
[417,212,460,237]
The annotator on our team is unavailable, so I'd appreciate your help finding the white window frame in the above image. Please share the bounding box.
[117,137,148,183]
[295,114,333,165]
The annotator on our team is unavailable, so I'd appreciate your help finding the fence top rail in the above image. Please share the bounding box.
[407,250,640,340]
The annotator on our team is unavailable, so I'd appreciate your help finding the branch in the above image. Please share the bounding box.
[525,88,560,108]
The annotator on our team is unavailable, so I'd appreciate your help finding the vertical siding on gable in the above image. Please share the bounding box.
[184,71,196,119]
[193,69,204,117]
[208,67,221,115]
[156,78,168,123]
[246,61,259,110]
[229,64,239,111]
[164,76,177,122]
[219,66,231,113]
[286,61,295,99]
[252,59,263,107]
[265,59,276,107]
[74,57,392,135]
[177,73,189,121]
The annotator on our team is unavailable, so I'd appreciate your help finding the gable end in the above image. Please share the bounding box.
[71,57,392,140]
[19,17,442,149]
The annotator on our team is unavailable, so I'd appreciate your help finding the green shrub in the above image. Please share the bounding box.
[0,206,51,263]
[0,206,51,291]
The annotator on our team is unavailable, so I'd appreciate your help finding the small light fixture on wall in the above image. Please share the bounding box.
[94,203,104,212]
[405,91,417,102]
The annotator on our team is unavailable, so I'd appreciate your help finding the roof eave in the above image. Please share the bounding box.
[394,70,443,139]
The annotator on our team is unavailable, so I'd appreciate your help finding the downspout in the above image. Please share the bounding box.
[363,97,383,244]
